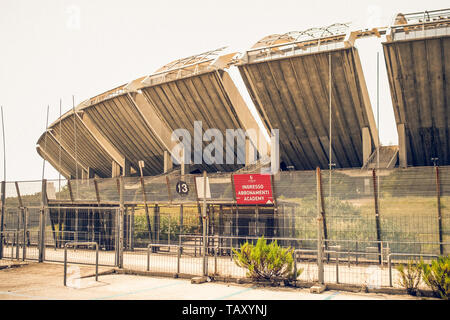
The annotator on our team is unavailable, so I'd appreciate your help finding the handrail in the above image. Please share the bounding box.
[64,241,98,286]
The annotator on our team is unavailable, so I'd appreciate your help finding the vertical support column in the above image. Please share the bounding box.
[372,169,382,264]
[316,168,324,285]
[0,181,5,259]
[123,159,131,177]
[118,177,124,268]
[15,182,25,260]
[435,166,443,255]
[397,124,407,168]
[75,209,79,244]
[39,179,48,262]
[362,127,372,167]
[164,150,173,173]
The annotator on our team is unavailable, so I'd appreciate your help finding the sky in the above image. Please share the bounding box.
[0,0,448,181]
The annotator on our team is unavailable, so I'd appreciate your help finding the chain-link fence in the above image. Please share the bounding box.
[0,166,449,289]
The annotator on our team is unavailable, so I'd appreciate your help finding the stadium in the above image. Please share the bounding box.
[1,8,449,292]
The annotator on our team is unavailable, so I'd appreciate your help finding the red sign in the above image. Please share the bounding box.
[233,174,274,205]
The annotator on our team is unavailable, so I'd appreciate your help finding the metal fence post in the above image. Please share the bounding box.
[316,167,324,285]
[15,230,19,260]
[22,208,27,261]
[435,166,444,255]
[177,245,181,275]
[11,232,15,259]
[118,177,124,268]
[38,179,48,262]
[64,245,68,286]
[0,181,5,259]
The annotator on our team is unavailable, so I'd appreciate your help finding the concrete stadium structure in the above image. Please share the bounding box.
[9,8,448,268]
[237,23,380,170]
[383,9,450,167]
[37,49,266,179]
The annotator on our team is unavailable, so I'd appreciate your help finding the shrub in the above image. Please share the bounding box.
[232,236,302,283]
[396,260,422,295]
[418,255,450,300]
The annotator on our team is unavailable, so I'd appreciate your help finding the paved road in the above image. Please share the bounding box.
[0,262,418,300]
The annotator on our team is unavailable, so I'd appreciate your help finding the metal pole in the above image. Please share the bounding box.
[0,181,5,259]
[177,245,181,275]
[293,250,297,283]
[118,177,124,268]
[58,99,62,197]
[64,245,67,286]
[0,108,5,259]
[22,208,27,260]
[39,179,48,262]
[15,215,19,259]
[130,206,135,251]
[147,244,150,271]
[202,171,207,276]
[435,166,443,255]
[376,52,380,181]
[72,96,78,186]
[316,167,324,284]
[373,169,382,264]
[95,243,98,282]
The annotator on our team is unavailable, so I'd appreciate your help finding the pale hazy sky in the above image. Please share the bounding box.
[0,0,448,180]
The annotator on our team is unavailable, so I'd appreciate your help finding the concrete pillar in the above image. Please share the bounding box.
[398,123,407,168]
[112,161,121,177]
[362,127,372,167]
[164,150,173,173]
[123,159,131,177]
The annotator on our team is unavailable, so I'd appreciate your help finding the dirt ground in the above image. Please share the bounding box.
[0,261,420,300]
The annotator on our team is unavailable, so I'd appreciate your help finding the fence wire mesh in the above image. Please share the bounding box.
[1,166,449,289]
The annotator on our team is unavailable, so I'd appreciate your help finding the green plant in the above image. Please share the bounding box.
[396,260,422,295]
[232,236,302,283]
[418,256,450,300]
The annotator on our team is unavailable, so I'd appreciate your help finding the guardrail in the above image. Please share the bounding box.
[64,241,98,286]
[387,253,439,287]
